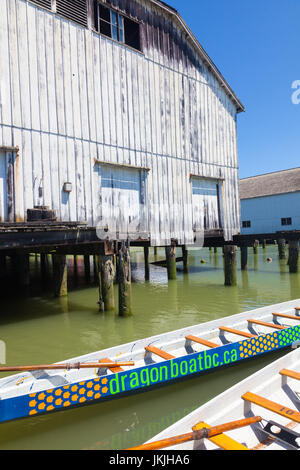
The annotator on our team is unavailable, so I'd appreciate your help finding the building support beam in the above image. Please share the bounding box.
[18,254,30,288]
[182,246,189,274]
[41,253,51,282]
[98,255,115,312]
[93,255,98,283]
[224,245,238,286]
[118,242,132,317]
[241,245,248,271]
[53,254,68,297]
[144,247,150,281]
[288,241,299,273]
[278,239,287,260]
[84,255,91,282]
[165,246,177,280]
[0,255,6,281]
[253,240,259,254]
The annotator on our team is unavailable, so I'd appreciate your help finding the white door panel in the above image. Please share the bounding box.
[99,165,147,238]
[192,178,221,231]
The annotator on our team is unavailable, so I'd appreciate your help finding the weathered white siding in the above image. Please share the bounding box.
[0,0,242,245]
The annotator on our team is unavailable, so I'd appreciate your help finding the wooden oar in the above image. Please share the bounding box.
[126,416,262,451]
[0,361,135,372]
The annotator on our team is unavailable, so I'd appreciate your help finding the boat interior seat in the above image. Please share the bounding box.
[185,335,218,349]
[145,345,175,362]
[98,358,124,374]
[193,422,249,451]
[247,319,286,331]
[219,326,256,339]
[242,392,300,424]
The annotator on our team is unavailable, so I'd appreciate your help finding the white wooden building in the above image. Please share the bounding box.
[0,0,244,247]
[240,168,300,235]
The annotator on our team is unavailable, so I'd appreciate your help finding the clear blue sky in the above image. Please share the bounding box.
[169,0,300,178]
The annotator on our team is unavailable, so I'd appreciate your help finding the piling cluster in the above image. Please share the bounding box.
[0,237,298,316]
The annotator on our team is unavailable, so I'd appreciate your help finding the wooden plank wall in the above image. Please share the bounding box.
[0,0,241,245]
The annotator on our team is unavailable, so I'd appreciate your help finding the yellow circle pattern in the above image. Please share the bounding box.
[28,377,109,416]
[239,333,279,359]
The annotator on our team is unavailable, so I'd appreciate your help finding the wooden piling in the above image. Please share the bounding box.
[278,239,287,260]
[93,255,98,283]
[118,242,132,316]
[0,255,6,280]
[11,253,30,287]
[214,247,218,254]
[253,240,259,254]
[182,246,189,274]
[98,255,115,311]
[95,256,104,312]
[40,253,50,281]
[241,245,248,271]
[165,246,177,280]
[224,245,237,286]
[262,240,267,249]
[144,246,150,281]
[19,254,30,288]
[288,241,299,273]
[53,254,68,297]
[84,255,91,282]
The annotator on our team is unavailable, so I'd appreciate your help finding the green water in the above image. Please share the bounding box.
[0,246,299,449]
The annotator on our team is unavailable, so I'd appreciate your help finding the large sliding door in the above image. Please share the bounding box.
[191,177,223,231]
[99,164,148,239]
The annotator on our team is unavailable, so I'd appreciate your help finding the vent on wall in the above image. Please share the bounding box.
[56,0,88,27]
[30,0,52,9]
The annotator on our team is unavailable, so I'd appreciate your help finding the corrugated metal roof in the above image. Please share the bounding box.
[240,168,300,199]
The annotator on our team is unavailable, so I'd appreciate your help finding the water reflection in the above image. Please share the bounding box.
[290,272,300,300]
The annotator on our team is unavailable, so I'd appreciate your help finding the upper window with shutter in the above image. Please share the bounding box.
[29,0,88,28]
[56,0,88,27]
[30,0,52,10]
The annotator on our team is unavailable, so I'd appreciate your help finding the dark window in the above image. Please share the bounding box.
[281,218,292,226]
[96,2,141,51]
[242,221,251,228]
[124,16,140,50]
